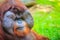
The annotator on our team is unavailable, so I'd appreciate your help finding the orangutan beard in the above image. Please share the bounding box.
[13,21,31,37]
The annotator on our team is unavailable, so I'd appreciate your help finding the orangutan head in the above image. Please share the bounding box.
[0,0,33,38]
[2,7,33,37]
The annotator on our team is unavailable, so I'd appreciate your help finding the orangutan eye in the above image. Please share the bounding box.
[4,11,16,20]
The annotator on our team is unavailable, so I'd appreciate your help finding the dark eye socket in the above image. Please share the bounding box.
[15,17,24,21]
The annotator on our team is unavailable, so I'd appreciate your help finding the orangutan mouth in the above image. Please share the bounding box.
[16,27,24,30]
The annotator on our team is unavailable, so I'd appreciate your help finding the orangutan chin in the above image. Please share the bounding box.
[0,0,49,40]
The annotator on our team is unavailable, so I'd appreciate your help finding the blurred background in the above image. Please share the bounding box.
[22,0,60,40]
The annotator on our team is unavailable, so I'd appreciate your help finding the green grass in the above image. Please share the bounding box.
[32,0,60,40]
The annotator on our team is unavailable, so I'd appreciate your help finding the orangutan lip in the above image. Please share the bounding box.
[16,27,23,30]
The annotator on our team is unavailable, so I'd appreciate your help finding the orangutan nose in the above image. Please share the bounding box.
[16,20,24,30]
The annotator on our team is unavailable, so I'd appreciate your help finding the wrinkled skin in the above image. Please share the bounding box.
[0,0,49,40]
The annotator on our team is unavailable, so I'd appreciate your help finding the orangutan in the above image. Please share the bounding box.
[0,0,49,40]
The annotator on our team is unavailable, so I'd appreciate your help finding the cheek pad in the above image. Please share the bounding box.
[4,11,16,20]
[3,17,14,29]
[3,17,14,34]
[3,11,15,29]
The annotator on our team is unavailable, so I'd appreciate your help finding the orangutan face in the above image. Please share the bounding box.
[2,8,33,37]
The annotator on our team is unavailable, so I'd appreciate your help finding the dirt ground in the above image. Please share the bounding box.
[29,4,54,14]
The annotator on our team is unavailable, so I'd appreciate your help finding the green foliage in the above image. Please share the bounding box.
[32,0,60,40]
